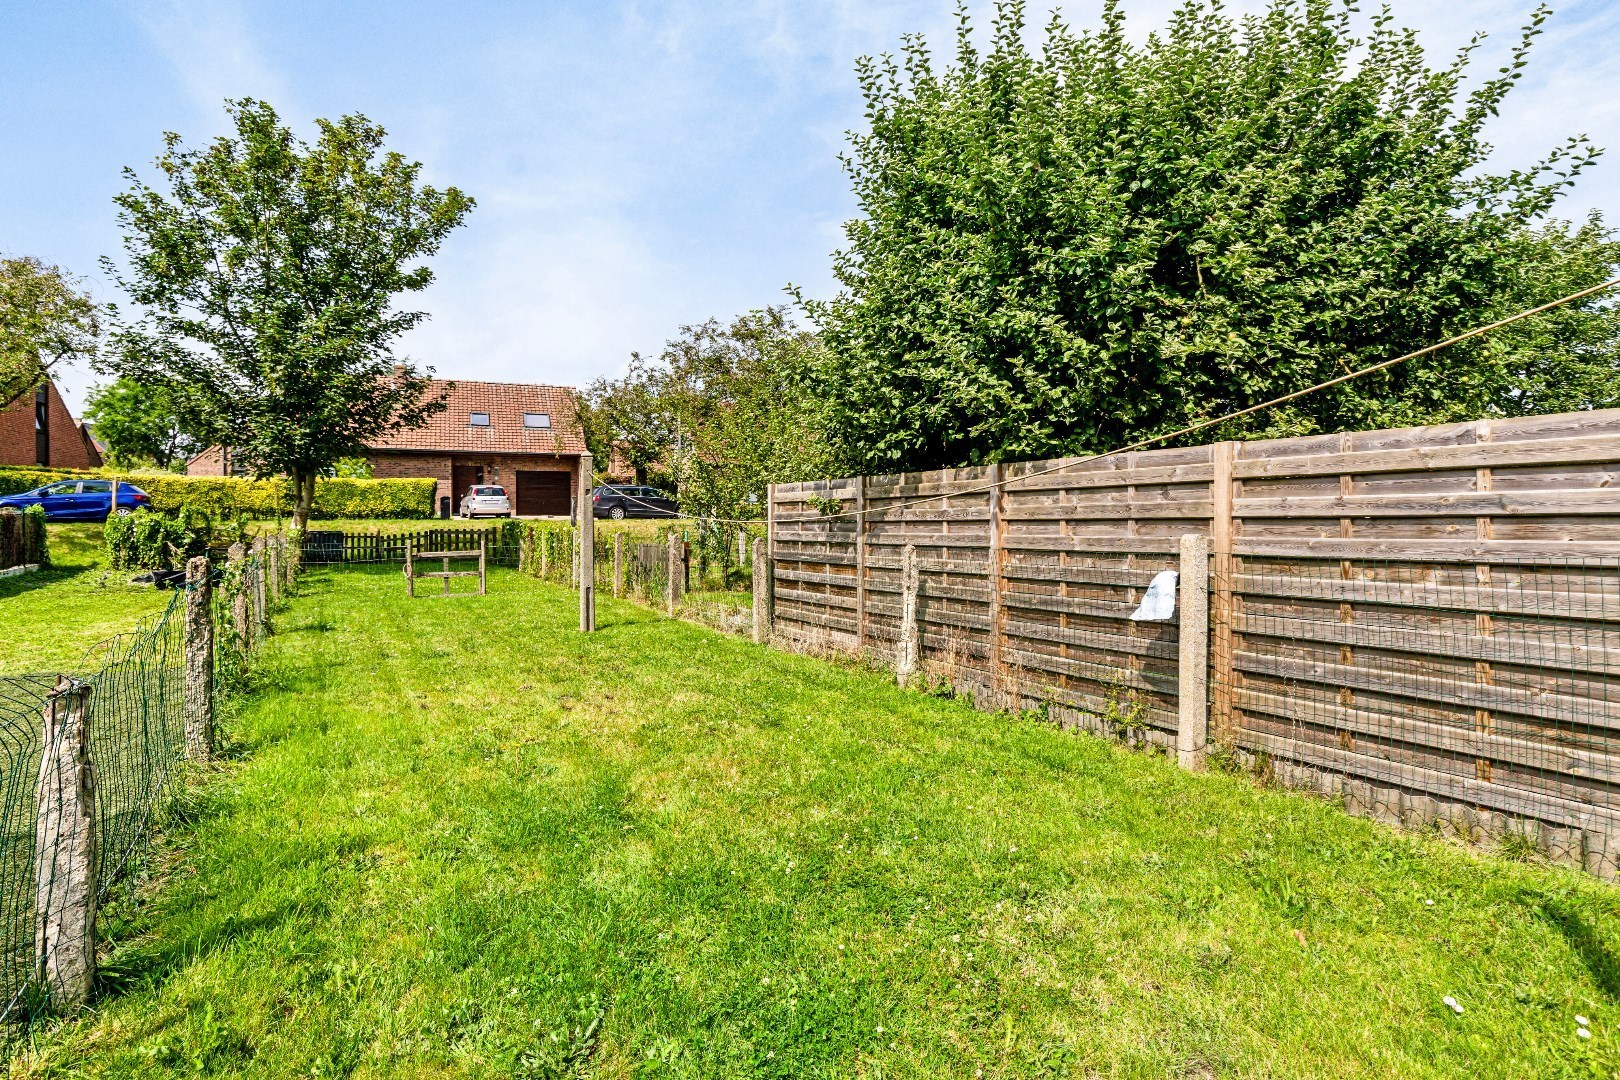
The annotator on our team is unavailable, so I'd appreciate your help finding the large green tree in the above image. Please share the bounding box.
[583,308,834,519]
[797,0,1620,473]
[0,256,99,408]
[82,377,199,469]
[101,99,473,527]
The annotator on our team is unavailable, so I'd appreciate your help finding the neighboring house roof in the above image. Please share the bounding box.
[368,378,587,456]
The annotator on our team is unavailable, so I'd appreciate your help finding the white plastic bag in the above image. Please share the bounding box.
[1130,570,1179,621]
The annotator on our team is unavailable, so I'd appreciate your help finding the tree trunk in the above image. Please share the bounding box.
[292,469,316,532]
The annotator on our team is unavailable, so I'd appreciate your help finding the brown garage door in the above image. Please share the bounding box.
[516,470,571,517]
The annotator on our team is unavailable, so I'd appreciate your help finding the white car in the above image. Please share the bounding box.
[458,485,512,518]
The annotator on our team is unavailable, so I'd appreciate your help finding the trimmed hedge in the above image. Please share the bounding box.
[0,505,49,569]
[0,468,436,520]
[311,477,437,519]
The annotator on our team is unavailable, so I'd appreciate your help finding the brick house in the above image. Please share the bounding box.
[0,378,103,469]
[188,378,589,517]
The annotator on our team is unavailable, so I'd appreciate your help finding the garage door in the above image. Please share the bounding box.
[516,470,571,517]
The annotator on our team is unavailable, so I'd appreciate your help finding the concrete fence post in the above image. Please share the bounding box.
[666,532,681,617]
[35,676,97,1007]
[579,452,596,632]
[1177,534,1212,771]
[184,556,215,761]
[896,543,921,687]
[752,537,774,644]
[228,541,249,655]
[252,538,269,637]
[267,537,281,604]
[613,533,624,599]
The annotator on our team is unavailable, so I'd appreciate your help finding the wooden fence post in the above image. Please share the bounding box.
[752,537,773,645]
[1177,535,1211,770]
[479,537,488,597]
[987,463,1005,696]
[896,543,921,687]
[35,676,97,1007]
[406,539,416,598]
[613,533,624,598]
[579,452,595,632]
[666,531,681,617]
[184,556,215,761]
[1209,441,1236,748]
[228,542,249,654]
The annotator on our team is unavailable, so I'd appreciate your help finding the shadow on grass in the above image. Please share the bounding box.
[0,564,94,601]
[1537,898,1620,1000]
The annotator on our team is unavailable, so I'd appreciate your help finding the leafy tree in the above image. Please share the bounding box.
[82,376,200,468]
[101,98,473,528]
[583,308,834,518]
[0,256,99,408]
[661,308,835,521]
[580,356,676,486]
[797,0,1620,473]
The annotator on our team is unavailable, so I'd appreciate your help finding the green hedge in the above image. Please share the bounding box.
[0,468,436,520]
[311,478,437,519]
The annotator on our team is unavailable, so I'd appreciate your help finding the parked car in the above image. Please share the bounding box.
[459,485,512,519]
[0,479,150,521]
[592,484,679,519]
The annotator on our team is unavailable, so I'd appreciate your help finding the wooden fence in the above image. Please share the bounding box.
[768,408,1620,872]
[302,527,517,567]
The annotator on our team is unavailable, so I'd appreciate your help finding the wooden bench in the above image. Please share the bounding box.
[405,540,486,597]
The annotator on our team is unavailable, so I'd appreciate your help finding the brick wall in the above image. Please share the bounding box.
[369,450,579,513]
[0,381,99,469]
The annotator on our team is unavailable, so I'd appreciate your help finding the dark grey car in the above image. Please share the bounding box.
[591,485,679,519]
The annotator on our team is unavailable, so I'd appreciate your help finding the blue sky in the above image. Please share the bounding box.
[3,0,1618,415]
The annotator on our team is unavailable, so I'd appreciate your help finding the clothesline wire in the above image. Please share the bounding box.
[602,275,1620,528]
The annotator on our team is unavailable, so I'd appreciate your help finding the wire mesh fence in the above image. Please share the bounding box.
[1208,552,1620,871]
[0,541,282,1028]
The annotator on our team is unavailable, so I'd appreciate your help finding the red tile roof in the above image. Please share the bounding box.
[370,378,586,455]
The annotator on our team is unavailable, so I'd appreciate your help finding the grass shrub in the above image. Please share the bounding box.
[103,508,214,571]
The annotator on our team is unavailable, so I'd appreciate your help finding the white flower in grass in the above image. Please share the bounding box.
[1577,1015,1590,1026]
[1578,1027,1592,1040]
[1443,996,1463,1014]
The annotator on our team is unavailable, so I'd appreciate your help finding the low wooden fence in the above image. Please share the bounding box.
[767,408,1620,875]
[302,526,519,568]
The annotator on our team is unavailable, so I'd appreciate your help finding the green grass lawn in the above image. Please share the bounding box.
[12,567,1620,1077]
[0,524,173,672]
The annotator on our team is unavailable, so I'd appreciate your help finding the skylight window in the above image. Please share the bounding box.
[469,412,490,427]
[523,412,551,429]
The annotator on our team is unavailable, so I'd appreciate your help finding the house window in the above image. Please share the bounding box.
[469,412,490,427]
[523,412,551,429]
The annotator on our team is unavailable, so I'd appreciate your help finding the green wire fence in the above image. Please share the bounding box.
[0,541,281,1029]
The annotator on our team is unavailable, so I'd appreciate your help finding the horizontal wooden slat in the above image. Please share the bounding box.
[1235,490,1620,519]
[1233,433,1620,480]
[1001,646,1178,698]
[1233,538,1620,564]
[1233,612,1620,675]
[1002,617,1179,661]
[1003,500,1214,521]
[1001,535,1185,555]
[1235,650,1620,730]
[1233,572,1620,621]
[1237,687,1620,784]
[1004,462,1215,491]
[774,586,857,610]
[1235,727,1620,831]
[775,567,857,587]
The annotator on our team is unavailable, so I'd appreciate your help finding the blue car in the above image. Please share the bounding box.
[0,479,152,522]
